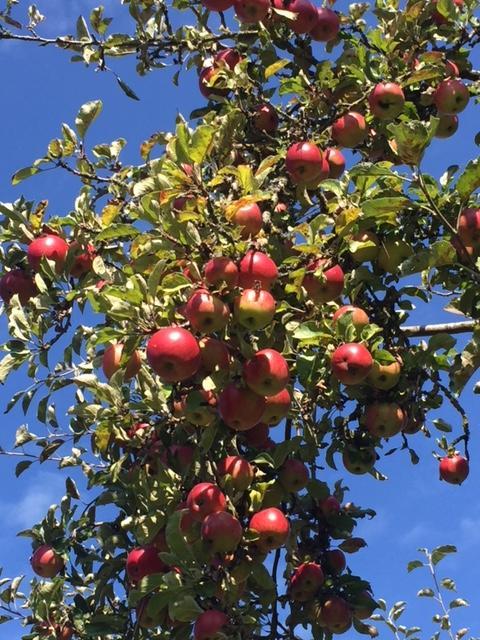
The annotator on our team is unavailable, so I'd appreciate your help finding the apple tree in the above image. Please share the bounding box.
[0,0,479,638]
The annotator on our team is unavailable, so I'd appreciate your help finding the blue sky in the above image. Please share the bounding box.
[0,0,479,637]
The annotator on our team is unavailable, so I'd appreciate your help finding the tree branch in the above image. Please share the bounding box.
[401,320,477,337]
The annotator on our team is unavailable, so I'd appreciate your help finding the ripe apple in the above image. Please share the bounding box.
[243,348,289,396]
[318,495,341,518]
[445,59,460,77]
[249,507,289,552]
[332,305,370,330]
[331,112,367,148]
[232,202,263,238]
[435,114,459,138]
[302,259,344,303]
[199,66,229,100]
[55,625,74,640]
[238,250,278,290]
[174,388,217,427]
[321,596,352,633]
[146,327,201,382]
[201,511,243,553]
[325,147,345,178]
[0,269,37,304]
[30,545,64,578]
[184,289,230,333]
[102,343,142,381]
[331,343,373,385]
[324,549,346,575]
[309,7,340,41]
[253,103,279,133]
[187,482,227,521]
[377,239,413,272]
[290,562,324,601]
[368,82,405,120]
[242,422,270,447]
[273,0,317,34]
[349,230,380,263]
[166,445,195,473]
[432,0,463,25]
[367,357,402,390]
[198,337,230,372]
[342,446,376,475]
[218,383,266,430]
[434,79,469,115]
[364,402,406,438]
[214,49,242,68]
[279,458,309,492]
[204,257,239,288]
[457,208,480,246]
[234,288,276,330]
[218,455,254,491]
[126,545,168,583]
[201,0,233,10]
[234,0,270,23]
[286,141,324,185]
[261,387,291,424]
[69,242,96,278]
[194,610,228,640]
[439,453,469,484]
[27,234,69,273]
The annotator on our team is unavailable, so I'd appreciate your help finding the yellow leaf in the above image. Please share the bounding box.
[265,59,290,80]
[101,201,121,226]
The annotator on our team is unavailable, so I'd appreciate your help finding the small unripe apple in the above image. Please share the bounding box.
[146,327,201,382]
[234,0,270,23]
[377,239,413,272]
[331,343,373,385]
[102,343,142,381]
[368,82,405,120]
[27,234,69,274]
[243,348,289,396]
[204,257,239,288]
[349,230,380,263]
[0,269,37,304]
[218,455,254,491]
[238,250,278,290]
[252,103,279,133]
[201,511,243,553]
[194,610,228,640]
[325,147,345,178]
[303,259,344,303]
[364,402,406,438]
[31,545,64,579]
[279,458,309,492]
[232,202,263,238]
[310,7,340,41]
[273,0,317,33]
[261,388,291,424]
[332,305,370,330]
[234,288,276,330]
[286,141,324,185]
[187,482,227,521]
[367,356,402,390]
[434,79,469,115]
[249,507,290,552]
[457,208,480,246]
[439,453,469,484]
[218,383,266,431]
[435,114,459,138]
[184,289,230,334]
[332,112,367,148]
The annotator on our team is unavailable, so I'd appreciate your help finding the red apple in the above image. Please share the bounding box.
[273,0,317,33]
[204,257,239,288]
[242,422,270,447]
[201,0,233,10]
[318,495,341,518]
[252,103,278,133]
[234,288,276,330]
[27,234,69,273]
[30,545,64,579]
[167,445,195,473]
[439,453,469,484]
[435,114,459,138]
[199,337,230,372]
[69,242,96,278]
[368,82,405,120]
[232,202,263,238]
[102,343,142,381]
[331,112,367,148]
[286,141,324,185]
[249,507,290,552]
[194,610,228,640]
[331,343,373,385]
[367,357,402,390]
[218,383,266,431]
[321,596,352,633]
[309,7,340,41]
[365,402,406,438]
[234,0,270,22]
[184,289,230,333]
[457,208,480,246]
[218,455,254,491]
[201,511,243,553]
[243,348,289,396]
[214,49,242,68]
[303,259,344,303]
[187,482,227,521]
[325,147,345,178]
[261,388,291,424]
[0,269,37,304]
[146,327,201,382]
[324,549,346,575]
[434,79,469,115]
[238,250,278,290]
[279,458,309,492]
[126,545,168,583]
[199,66,229,100]
[332,305,369,330]
[290,562,324,601]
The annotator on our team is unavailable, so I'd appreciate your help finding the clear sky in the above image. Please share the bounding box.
[0,1,479,638]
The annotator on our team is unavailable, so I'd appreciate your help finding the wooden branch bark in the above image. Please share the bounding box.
[401,320,477,337]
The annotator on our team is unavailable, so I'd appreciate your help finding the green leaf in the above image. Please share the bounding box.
[168,595,203,622]
[449,598,468,608]
[189,125,215,164]
[116,76,140,101]
[165,511,195,563]
[417,588,434,597]
[431,545,456,565]
[250,563,276,591]
[11,165,41,185]
[15,460,33,477]
[362,197,410,222]
[407,560,424,572]
[456,158,480,201]
[75,100,103,139]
